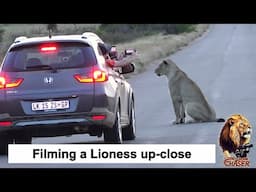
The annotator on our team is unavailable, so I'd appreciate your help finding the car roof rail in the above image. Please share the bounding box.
[14,36,27,43]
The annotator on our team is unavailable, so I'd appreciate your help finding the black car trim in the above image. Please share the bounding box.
[15,118,87,126]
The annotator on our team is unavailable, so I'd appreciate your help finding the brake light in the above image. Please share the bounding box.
[0,77,6,88]
[0,76,23,89]
[74,69,108,83]
[41,46,57,51]
[40,43,58,53]
[6,78,23,88]
[93,70,108,82]
[0,121,12,127]
[74,74,93,83]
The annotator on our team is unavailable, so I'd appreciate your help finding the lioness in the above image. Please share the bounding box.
[154,59,225,124]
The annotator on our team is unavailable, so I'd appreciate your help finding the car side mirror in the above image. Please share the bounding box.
[120,63,135,74]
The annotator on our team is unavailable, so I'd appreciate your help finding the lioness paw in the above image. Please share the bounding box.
[172,119,185,125]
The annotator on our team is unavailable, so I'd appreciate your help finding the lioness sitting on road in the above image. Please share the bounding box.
[154,59,225,124]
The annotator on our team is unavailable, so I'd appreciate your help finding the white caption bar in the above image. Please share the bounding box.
[8,144,215,164]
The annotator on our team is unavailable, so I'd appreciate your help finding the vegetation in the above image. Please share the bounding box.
[47,24,58,32]
[0,24,207,71]
[0,27,4,42]
[0,24,196,55]
[97,24,196,44]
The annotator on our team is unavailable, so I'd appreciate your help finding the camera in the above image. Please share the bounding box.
[124,49,136,56]
[109,46,136,60]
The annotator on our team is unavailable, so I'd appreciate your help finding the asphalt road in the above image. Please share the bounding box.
[1,24,256,168]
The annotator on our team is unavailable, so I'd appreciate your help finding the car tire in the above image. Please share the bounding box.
[122,99,136,140]
[104,106,122,144]
[0,134,14,155]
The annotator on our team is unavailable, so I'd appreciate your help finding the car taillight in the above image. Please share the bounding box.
[0,76,23,89]
[74,69,108,83]
[0,121,12,127]
[0,77,6,88]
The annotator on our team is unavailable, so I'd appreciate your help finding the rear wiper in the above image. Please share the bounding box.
[27,64,57,73]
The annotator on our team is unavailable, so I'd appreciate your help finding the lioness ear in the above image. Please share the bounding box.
[163,60,169,65]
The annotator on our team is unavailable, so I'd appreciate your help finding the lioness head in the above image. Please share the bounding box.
[219,114,252,157]
[155,59,177,76]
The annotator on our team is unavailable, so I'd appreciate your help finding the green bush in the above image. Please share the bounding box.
[98,24,155,44]
[176,24,196,33]
[47,24,58,32]
[98,24,196,44]
[0,27,5,42]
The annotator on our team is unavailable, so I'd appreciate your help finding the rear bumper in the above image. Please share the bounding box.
[0,108,115,137]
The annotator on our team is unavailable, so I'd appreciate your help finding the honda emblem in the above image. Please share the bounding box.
[44,77,54,84]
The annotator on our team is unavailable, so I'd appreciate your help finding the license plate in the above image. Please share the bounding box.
[32,100,70,111]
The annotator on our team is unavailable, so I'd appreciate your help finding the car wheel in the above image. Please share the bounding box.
[104,106,122,144]
[0,134,14,155]
[122,99,136,140]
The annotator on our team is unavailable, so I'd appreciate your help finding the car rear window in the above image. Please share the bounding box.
[2,42,97,72]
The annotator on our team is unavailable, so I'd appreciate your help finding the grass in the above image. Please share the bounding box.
[115,24,209,74]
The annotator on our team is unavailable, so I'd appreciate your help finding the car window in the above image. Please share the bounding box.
[2,42,97,72]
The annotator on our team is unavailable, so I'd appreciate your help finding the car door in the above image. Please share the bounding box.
[118,73,130,124]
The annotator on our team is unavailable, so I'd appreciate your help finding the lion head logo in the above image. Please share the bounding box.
[219,114,253,158]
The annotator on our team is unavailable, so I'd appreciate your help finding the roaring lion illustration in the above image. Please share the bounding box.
[154,59,225,124]
[219,114,253,158]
